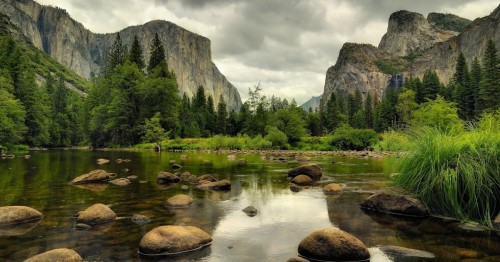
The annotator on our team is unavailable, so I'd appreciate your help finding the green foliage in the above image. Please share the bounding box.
[374,130,415,151]
[411,96,463,133]
[396,126,500,227]
[147,33,166,74]
[375,58,407,75]
[273,107,307,144]
[0,88,26,145]
[396,88,418,125]
[128,35,145,69]
[477,39,499,114]
[265,126,288,149]
[143,112,167,148]
[427,12,472,33]
[329,125,379,151]
[106,33,127,74]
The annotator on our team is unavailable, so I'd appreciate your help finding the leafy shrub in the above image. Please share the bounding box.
[329,126,379,151]
[410,96,464,133]
[245,135,272,150]
[374,130,415,151]
[265,126,288,149]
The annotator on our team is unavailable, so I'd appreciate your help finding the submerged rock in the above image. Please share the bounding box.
[24,248,82,262]
[298,228,369,262]
[380,245,435,259]
[0,220,40,236]
[360,190,428,217]
[131,214,151,225]
[157,172,181,184]
[109,178,131,186]
[198,179,231,191]
[75,203,116,225]
[286,256,310,262]
[323,183,343,194]
[242,206,258,217]
[139,225,212,256]
[191,174,217,185]
[0,206,43,226]
[290,184,302,192]
[292,175,313,185]
[96,158,110,165]
[166,194,194,208]
[180,171,191,180]
[288,164,322,180]
[75,223,91,230]
[172,163,182,169]
[71,169,109,184]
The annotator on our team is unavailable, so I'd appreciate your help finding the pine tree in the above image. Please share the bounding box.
[364,92,373,128]
[147,33,166,74]
[216,95,228,134]
[325,92,343,132]
[129,35,145,69]
[106,33,127,74]
[422,70,440,102]
[453,52,473,120]
[478,39,499,113]
[470,57,482,117]
[206,95,216,134]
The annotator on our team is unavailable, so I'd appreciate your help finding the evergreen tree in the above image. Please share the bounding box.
[179,93,192,137]
[324,92,343,132]
[478,39,499,113]
[106,33,127,74]
[192,86,208,134]
[129,35,145,69]
[454,52,474,120]
[216,95,228,134]
[147,33,166,73]
[206,95,216,135]
[421,70,440,102]
[364,92,373,128]
[307,111,321,136]
[470,57,482,117]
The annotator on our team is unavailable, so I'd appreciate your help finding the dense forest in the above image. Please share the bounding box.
[0,30,498,149]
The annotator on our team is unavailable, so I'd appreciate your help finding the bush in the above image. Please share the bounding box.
[374,130,416,151]
[329,126,379,151]
[265,126,288,149]
[245,135,272,150]
[411,96,464,134]
[396,127,500,227]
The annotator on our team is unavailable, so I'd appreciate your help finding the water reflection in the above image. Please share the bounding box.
[0,151,499,261]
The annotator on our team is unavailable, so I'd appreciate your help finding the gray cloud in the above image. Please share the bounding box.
[37,0,498,104]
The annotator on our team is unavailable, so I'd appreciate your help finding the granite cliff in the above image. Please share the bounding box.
[321,5,499,109]
[300,95,322,112]
[0,0,242,110]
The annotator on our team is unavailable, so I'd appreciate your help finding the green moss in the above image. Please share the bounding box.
[375,58,408,75]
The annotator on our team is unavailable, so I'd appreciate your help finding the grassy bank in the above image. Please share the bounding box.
[396,122,500,227]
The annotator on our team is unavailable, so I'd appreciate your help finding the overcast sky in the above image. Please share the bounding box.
[37,0,498,104]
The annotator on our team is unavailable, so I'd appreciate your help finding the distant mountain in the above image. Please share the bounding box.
[300,95,322,112]
[321,5,500,109]
[0,0,242,110]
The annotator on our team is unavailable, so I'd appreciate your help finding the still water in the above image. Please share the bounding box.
[0,151,499,261]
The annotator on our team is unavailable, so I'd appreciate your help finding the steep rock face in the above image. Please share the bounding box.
[321,43,393,109]
[379,10,458,57]
[408,5,500,83]
[0,0,242,110]
[427,12,472,33]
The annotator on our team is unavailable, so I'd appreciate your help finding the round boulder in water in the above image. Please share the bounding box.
[323,183,343,194]
[0,206,43,226]
[75,203,116,225]
[166,194,194,208]
[292,175,313,185]
[139,225,212,256]
[298,228,370,261]
[24,248,82,262]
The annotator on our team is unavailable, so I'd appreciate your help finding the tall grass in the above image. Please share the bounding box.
[396,127,500,226]
[374,130,416,151]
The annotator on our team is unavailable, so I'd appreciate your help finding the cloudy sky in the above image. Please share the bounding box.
[37,0,498,104]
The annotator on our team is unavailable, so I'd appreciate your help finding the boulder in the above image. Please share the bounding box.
[242,206,258,217]
[139,226,212,255]
[288,164,322,180]
[298,228,370,261]
[75,223,91,230]
[71,169,109,184]
[75,204,116,225]
[494,213,500,230]
[172,163,182,169]
[198,179,231,191]
[166,194,194,208]
[157,172,181,184]
[180,171,191,180]
[127,175,138,180]
[360,191,429,216]
[323,183,343,194]
[109,178,131,186]
[131,214,151,225]
[292,175,313,185]
[0,206,43,226]
[96,158,110,165]
[24,248,82,262]
[290,184,302,192]
[380,245,435,259]
[191,174,217,185]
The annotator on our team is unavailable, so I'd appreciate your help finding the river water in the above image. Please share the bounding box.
[0,151,499,261]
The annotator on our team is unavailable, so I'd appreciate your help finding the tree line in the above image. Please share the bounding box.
[0,32,498,149]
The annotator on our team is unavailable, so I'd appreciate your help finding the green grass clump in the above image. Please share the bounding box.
[396,127,500,227]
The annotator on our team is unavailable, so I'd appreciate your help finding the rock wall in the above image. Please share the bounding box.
[0,0,242,110]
